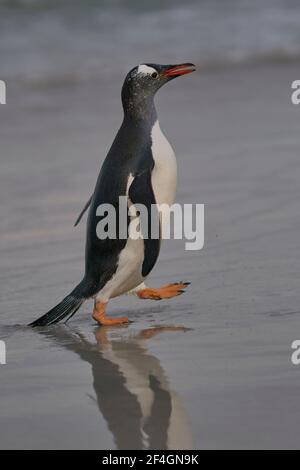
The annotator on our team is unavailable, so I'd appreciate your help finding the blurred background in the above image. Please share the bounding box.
[1,0,300,450]
[1,0,300,84]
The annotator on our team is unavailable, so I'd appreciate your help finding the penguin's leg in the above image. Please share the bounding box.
[92,301,129,326]
[137,282,190,300]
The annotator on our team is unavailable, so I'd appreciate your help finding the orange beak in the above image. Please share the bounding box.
[162,63,196,78]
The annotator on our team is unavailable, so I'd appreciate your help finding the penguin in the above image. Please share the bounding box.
[30,63,196,327]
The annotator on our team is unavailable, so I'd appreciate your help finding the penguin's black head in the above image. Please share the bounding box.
[121,63,196,118]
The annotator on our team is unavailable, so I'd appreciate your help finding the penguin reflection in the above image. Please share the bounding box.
[41,326,193,450]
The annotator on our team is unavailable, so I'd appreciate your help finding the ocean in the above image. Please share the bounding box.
[1,0,300,87]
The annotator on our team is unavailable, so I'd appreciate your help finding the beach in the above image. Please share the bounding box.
[1,0,300,450]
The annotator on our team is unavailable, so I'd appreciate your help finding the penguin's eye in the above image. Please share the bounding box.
[151,71,158,79]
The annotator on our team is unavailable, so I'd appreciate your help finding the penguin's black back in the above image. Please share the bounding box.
[83,115,156,295]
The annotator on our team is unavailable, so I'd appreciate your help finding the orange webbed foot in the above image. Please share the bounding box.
[137,281,190,300]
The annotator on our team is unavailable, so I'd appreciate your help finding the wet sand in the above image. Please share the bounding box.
[1,63,300,449]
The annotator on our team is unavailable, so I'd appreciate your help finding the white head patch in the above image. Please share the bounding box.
[137,64,157,76]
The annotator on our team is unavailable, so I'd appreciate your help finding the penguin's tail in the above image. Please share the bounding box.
[29,281,90,327]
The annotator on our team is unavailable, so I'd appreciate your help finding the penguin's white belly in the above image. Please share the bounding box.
[151,120,177,207]
[96,121,177,301]
[96,236,144,301]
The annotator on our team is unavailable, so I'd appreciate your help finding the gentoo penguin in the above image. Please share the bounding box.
[30,63,196,327]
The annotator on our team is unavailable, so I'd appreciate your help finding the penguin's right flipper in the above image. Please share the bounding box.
[129,169,160,277]
[74,196,93,227]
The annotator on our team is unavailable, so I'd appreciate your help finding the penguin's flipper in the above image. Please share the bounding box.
[74,196,93,227]
[129,169,160,277]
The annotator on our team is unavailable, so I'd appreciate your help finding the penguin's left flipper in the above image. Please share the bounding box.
[74,196,93,227]
[129,169,160,277]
